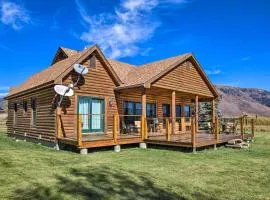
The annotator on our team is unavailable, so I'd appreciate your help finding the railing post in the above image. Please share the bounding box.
[166,118,171,141]
[240,116,244,139]
[181,117,186,132]
[113,115,119,143]
[57,114,61,139]
[215,116,219,143]
[141,116,145,140]
[191,117,196,153]
[251,118,255,138]
[77,115,82,147]
[144,117,148,139]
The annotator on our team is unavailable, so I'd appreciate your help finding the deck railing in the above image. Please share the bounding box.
[56,113,255,147]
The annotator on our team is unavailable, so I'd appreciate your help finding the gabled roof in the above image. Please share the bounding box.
[7,45,122,98]
[118,53,191,88]
[6,45,218,99]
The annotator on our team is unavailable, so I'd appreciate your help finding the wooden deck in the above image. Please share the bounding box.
[58,132,253,149]
[59,133,143,149]
[146,133,253,148]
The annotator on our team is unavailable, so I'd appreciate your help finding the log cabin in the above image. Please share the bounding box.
[5,45,254,154]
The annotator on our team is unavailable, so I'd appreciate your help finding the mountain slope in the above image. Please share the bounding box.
[216,85,270,117]
[0,98,4,110]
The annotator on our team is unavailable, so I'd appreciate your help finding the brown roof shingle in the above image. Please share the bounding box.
[7,45,217,98]
[8,48,87,96]
[107,59,135,83]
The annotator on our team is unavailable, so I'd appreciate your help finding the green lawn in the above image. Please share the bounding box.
[0,132,270,200]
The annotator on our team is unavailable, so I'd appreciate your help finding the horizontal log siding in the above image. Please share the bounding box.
[152,61,214,97]
[6,86,56,142]
[61,56,118,138]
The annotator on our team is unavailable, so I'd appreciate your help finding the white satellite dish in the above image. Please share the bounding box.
[54,85,74,97]
[74,64,88,75]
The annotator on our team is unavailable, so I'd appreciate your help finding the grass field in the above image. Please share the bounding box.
[0,131,270,200]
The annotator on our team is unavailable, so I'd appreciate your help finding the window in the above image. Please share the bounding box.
[14,103,18,125]
[184,105,190,118]
[176,105,181,118]
[23,100,28,114]
[162,104,170,118]
[31,98,37,126]
[89,55,96,68]
[146,103,156,118]
[124,101,142,115]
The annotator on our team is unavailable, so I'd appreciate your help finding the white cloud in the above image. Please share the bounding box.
[75,0,187,59]
[0,93,8,97]
[0,1,31,30]
[206,69,221,75]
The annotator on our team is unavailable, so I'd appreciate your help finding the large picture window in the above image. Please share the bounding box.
[31,98,37,126]
[124,101,142,115]
[176,105,181,118]
[184,105,191,118]
[146,103,156,118]
[162,104,170,118]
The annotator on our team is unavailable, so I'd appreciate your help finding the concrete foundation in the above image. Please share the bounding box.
[214,144,217,150]
[192,147,197,154]
[80,148,88,155]
[55,142,60,151]
[114,145,121,152]
[139,142,147,149]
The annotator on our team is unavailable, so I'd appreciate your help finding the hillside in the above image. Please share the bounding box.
[216,85,270,117]
[0,98,4,111]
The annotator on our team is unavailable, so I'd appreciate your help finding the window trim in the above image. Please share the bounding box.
[31,98,37,127]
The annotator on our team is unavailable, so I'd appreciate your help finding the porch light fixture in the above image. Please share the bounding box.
[109,97,114,107]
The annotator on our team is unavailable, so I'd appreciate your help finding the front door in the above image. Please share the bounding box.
[78,97,104,134]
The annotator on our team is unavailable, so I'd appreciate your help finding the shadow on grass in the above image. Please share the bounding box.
[12,167,189,200]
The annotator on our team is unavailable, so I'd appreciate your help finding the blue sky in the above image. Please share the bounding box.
[0,0,270,97]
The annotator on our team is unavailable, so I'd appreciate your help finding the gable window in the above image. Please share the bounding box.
[31,98,37,126]
[14,103,18,126]
[146,103,156,118]
[23,100,28,115]
[89,55,96,69]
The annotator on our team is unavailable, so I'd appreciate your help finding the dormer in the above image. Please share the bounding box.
[51,47,79,65]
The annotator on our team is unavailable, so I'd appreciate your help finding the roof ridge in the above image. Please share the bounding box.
[137,53,191,68]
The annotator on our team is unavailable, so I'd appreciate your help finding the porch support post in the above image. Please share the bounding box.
[181,103,186,132]
[56,108,61,139]
[251,118,255,138]
[141,89,147,139]
[171,90,176,135]
[195,95,199,132]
